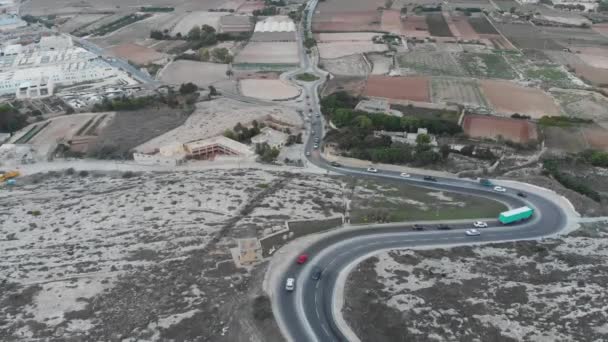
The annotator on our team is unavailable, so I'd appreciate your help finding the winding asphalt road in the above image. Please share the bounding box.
[271,1,570,340]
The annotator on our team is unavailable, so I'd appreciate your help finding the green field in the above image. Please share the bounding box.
[349,178,507,224]
[458,52,517,79]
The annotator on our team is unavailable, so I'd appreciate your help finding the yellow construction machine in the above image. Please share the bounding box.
[0,170,20,182]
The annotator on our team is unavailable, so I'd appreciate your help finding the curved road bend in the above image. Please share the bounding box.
[273,1,569,340]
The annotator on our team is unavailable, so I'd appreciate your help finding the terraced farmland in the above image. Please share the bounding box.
[397,51,466,77]
[431,77,489,108]
[458,52,518,79]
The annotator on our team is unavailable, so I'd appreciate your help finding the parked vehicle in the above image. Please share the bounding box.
[499,206,534,224]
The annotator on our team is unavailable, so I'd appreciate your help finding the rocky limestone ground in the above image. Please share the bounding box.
[0,169,348,341]
[343,222,608,342]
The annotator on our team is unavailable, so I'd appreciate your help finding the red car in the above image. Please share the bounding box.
[296,254,309,264]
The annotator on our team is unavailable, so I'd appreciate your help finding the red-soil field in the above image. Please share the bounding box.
[583,127,608,151]
[462,114,538,143]
[313,11,381,32]
[110,43,166,65]
[381,9,402,34]
[593,23,608,38]
[451,15,479,40]
[402,15,430,37]
[572,64,608,87]
[364,76,431,102]
[480,80,560,118]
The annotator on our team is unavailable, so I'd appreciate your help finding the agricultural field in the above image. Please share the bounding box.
[170,11,224,36]
[467,15,498,35]
[518,62,584,89]
[480,80,561,118]
[495,22,564,50]
[543,126,590,153]
[365,76,431,102]
[348,177,506,223]
[462,114,538,143]
[401,15,430,38]
[0,169,345,341]
[320,54,371,76]
[134,98,301,154]
[425,13,453,37]
[312,0,384,32]
[159,60,228,88]
[582,127,608,151]
[89,13,185,48]
[315,32,379,43]
[381,9,402,34]
[344,224,608,342]
[552,89,608,129]
[234,42,299,65]
[430,77,488,108]
[458,52,518,79]
[397,50,466,77]
[449,15,479,40]
[110,43,168,66]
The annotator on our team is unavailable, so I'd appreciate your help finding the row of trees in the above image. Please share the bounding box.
[0,104,27,133]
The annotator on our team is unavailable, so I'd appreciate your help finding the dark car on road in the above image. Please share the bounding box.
[437,224,451,230]
[412,224,424,231]
[517,192,527,198]
[330,161,342,167]
[423,176,438,182]
[311,267,322,280]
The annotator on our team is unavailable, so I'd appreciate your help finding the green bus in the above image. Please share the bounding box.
[499,206,534,224]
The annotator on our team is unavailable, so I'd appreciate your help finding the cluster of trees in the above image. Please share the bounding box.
[223,121,263,143]
[255,143,280,163]
[542,158,601,202]
[600,1,608,12]
[0,104,27,133]
[200,47,233,64]
[186,24,218,47]
[179,82,198,95]
[554,3,586,11]
[253,7,279,16]
[579,149,608,168]
[92,96,153,112]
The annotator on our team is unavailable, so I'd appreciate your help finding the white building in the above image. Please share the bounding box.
[0,46,128,98]
[0,15,26,32]
[15,78,54,99]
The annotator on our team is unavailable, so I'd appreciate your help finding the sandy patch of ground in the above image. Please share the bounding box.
[135,98,301,153]
[313,10,383,32]
[315,32,379,43]
[480,80,560,118]
[234,42,299,65]
[463,114,538,143]
[239,79,300,100]
[344,222,608,341]
[0,168,346,340]
[582,127,608,151]
[577,48,608,69]
[365,76,431,102]
[318,42,388,59]
[109,43,168,65]
[322,76,368,97]
[368,54,393,75]
[381,9,402,34]
[159,60,228,87]
[321,54,370,76]
[402,15,430,38]
[171,11,224,36]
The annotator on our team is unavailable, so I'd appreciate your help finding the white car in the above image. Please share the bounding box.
[493,186,507,192]
[465,229,481,236]
[305,151,311,156]
[285,278,295,291]
[313,144,319,149]
[473,221,488,228]
[400,172,411,178]
[367,167,378,173]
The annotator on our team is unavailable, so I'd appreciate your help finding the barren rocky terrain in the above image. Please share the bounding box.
[0,169,347,341]
[343,222,608,342]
